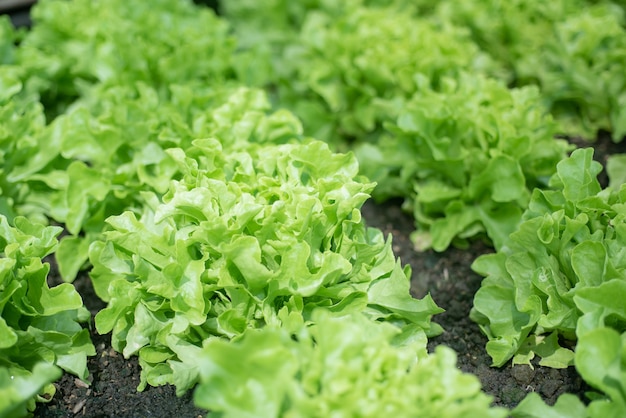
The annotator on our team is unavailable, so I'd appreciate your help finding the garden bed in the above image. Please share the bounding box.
[33,131,624,417]
[34,206,579,418]
[2,1,625,417]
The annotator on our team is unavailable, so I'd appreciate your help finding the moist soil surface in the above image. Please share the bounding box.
[33,135,624,417]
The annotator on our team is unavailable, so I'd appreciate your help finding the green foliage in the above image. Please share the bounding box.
[226,0,497,147]
[3,0,626,416]
[0,362,61,418]
[89,139,442,394]
[471,147,626,369]
[0,65,48,224]
[19,0,237,113]
[0,216,94,415]
[607,154,626,188]
[473,148,626,416]
[574,327,626,416]
[511,393,588,418]
[223,0,583,251]
[12,84,299,281]
[424,0,626,140]
[194,311,506,418]
[1,0,307,281]
[358,74,571,251]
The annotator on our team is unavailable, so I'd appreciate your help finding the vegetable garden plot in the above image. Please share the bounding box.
[0,0,625,417]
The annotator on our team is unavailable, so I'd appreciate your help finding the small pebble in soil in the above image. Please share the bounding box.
[75,378,90,389]
[72,399,87,415]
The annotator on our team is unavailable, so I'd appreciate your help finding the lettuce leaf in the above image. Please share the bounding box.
[575,327,626,416]
[0,362,62,418]
[511,393,587,418]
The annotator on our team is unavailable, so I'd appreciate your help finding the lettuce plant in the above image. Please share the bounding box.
[0,216,94,415]
[471,148,626,368]
[425,0,626,140]
[221,0,425,88]
[0,68,48,224]
[225,0,497,147]
[18,0,237,115]
[472,148,626,415]
[0,0,249,282]
[358,74,571,251]
[224,1,574,252]
[194,311,507,418]
[89,139,443,394]
[4,80,301,281]
[4,1,625,415]
[519,2,626,141]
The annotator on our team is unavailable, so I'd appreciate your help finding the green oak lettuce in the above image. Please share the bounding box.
[0,216,94,415]
[358,74,571,251]
[5,0,626,414]
[525,2,626,141]
[225,1,577,252]
[7,84,301,281]
[471,148,626,368]
[18,0,237,115]
[0,0,249,280]
[194,311,506,418]
[221,0,425,88]
[225,0,498,147]
[424,0,626,140]
[0,65,49,224]
[473,148,626,416]
[89,140,443,394]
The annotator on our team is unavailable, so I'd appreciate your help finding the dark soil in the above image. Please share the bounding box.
[31,133,626,417]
